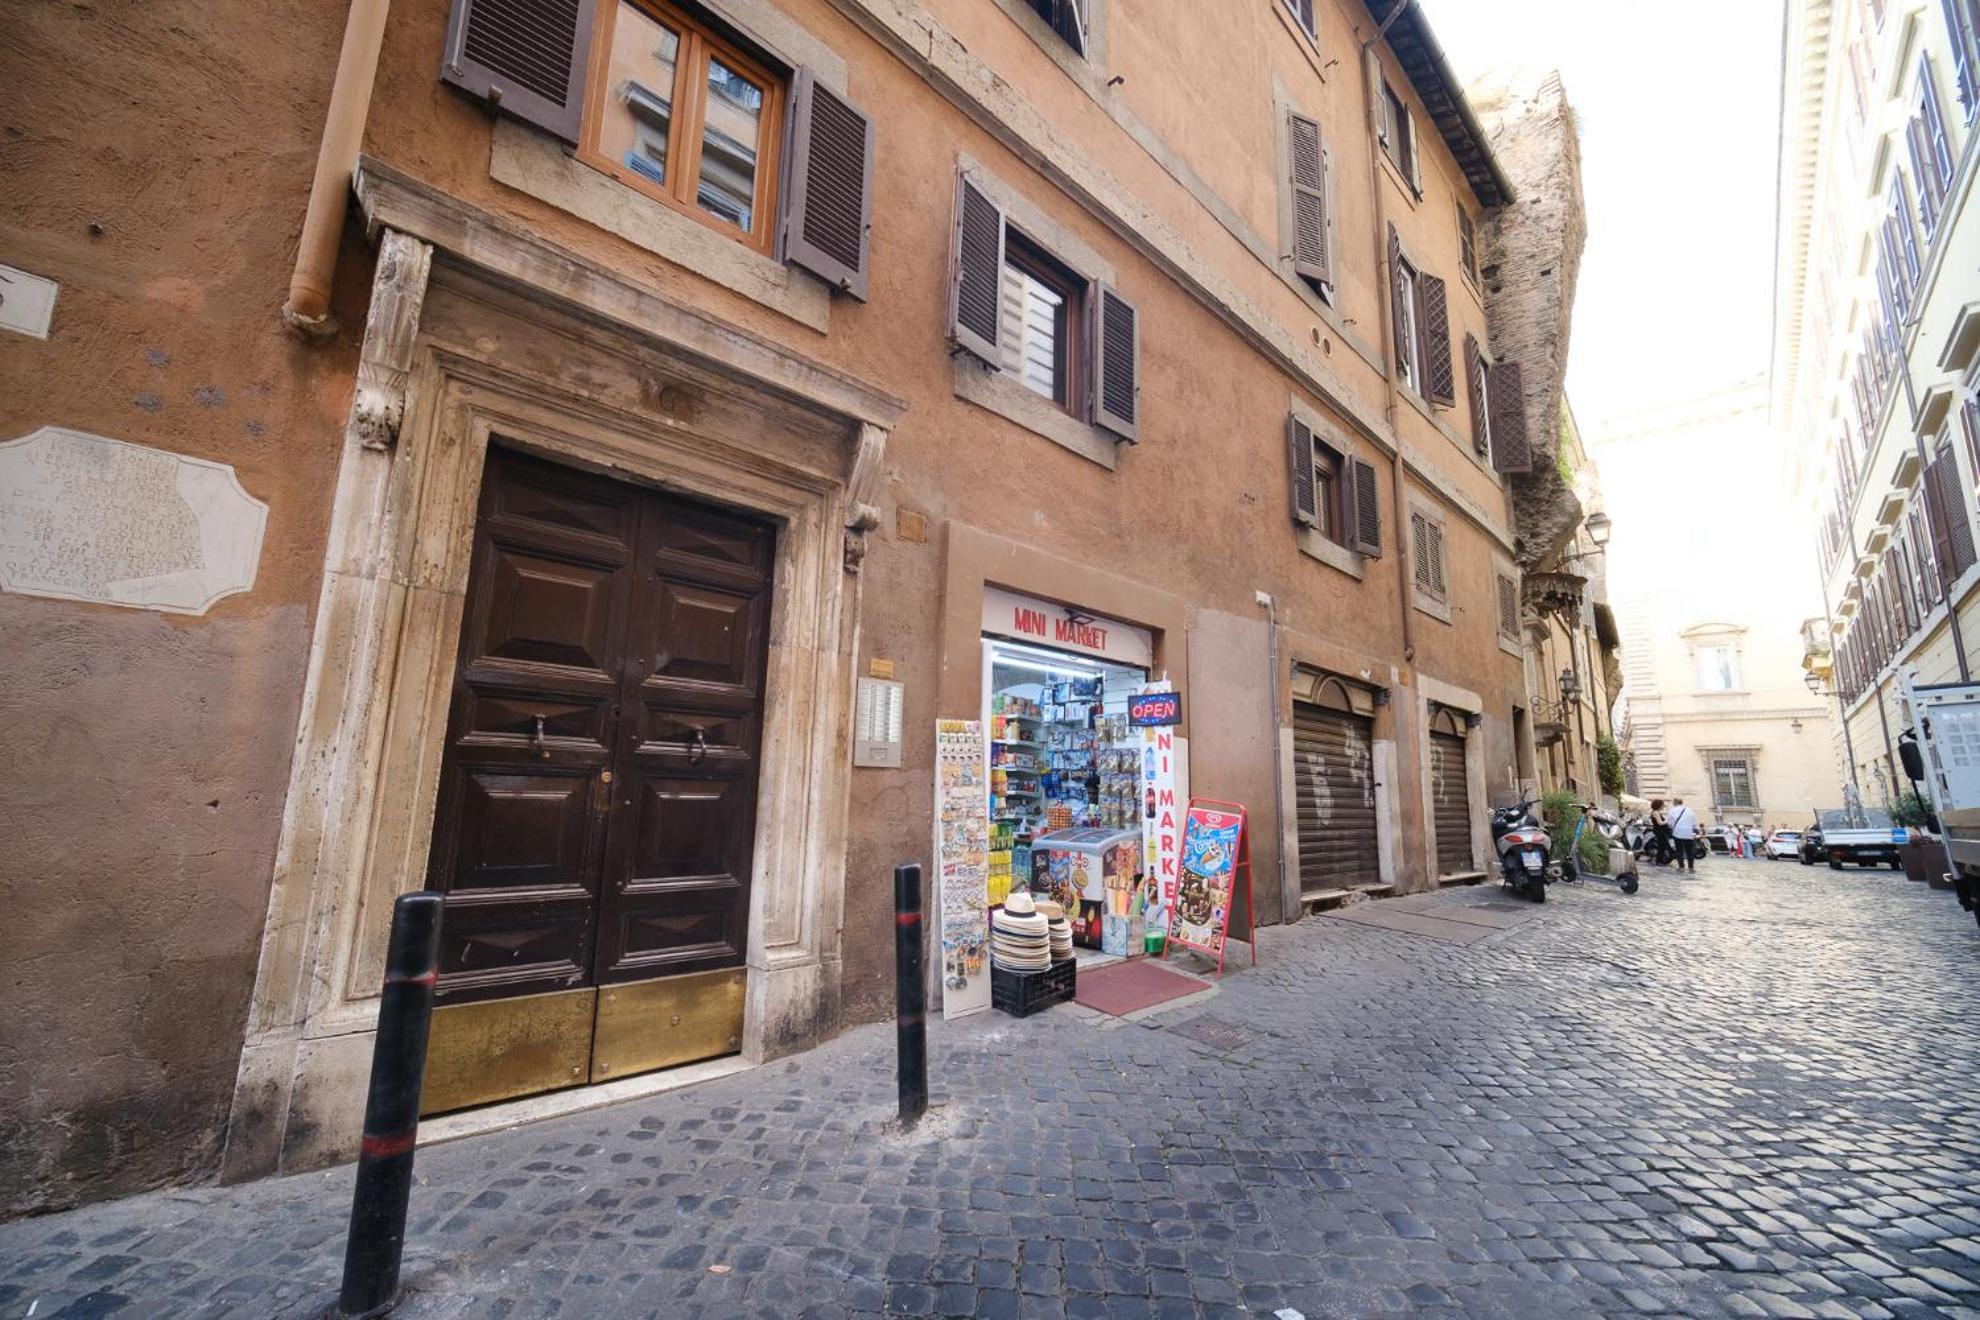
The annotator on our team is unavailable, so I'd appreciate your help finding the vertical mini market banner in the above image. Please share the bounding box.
[934,718,990,1018]
[1136,683,1181,933]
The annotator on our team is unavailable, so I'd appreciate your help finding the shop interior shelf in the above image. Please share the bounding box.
[991,738,1043,747]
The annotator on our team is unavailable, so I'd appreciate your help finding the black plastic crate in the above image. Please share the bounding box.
[991,959,1077,1018]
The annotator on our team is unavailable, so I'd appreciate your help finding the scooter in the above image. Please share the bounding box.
[1556,801,1639,895]
[1490,798,1551,902]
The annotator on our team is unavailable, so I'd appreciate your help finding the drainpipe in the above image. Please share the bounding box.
[1361,2,1414,665]
[1256,592,1293,922]
[283,0,394,339]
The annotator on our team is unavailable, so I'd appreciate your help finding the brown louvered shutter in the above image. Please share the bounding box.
[947,173,1005,365]
[1387,226,1409,377]
[1091,284,1140,442]
[781,71,874,300]
[1487,360,1530,473]
[1429,521,1447,595]
[1929,442,1977,581]
[1464,334,1488,454]
[1288,111,1331,287]
[1419,274,1454,405]
[1287,416,1319,527]
[1496,573,1519,638]
[1350,458,1381,557]
[440,0,595,144]
[1410,513,1431,589]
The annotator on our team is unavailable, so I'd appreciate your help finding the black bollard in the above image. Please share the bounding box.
[894,863,928,1125]
[338,891,444,1318]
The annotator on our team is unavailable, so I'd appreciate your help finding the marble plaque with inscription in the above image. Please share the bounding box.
[0,427,268,615]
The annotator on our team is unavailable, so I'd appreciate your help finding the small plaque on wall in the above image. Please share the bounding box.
[854,676,904,767]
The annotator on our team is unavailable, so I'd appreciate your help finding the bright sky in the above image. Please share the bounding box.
[1417,0,1785,428]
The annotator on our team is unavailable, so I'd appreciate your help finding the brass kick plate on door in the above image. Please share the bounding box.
[590,968,745,1082]
[421,987,596,1117]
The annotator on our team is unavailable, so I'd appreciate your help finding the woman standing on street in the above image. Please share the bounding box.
[1650,798,1673,866]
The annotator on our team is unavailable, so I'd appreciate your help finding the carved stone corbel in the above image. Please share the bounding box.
[347,229,433,451]
[844,422,887,572]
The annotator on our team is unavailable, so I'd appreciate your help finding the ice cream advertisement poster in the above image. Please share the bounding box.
[1136,683,1180,933]
[933,718,991,1019]
[1170,805,1243,956]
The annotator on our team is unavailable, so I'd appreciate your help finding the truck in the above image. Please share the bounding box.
[1802,807,1907,870]
[1903,675,1980,928]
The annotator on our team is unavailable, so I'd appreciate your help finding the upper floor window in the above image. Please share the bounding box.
[1025,0,1089,55]
[1944,0,1980,120]
[1410,510,1448,600]
[1393,255,1421,387]
[583,0,786,252]
[1457,206,1480,289]
[1001,232,1084,411]
[1378,79,1418,190]
[1287,413,1381,556]
[1694,644,1741,692]
[1710,755,1756,810]
[1282,0,1317,39]
[1907,57,1956,237]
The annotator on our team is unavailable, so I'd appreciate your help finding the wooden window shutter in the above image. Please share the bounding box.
[1419,273,1454,406]
[1930,443,1977,580]
[1487,360,1531,473]
[1288,111,1331,287]
[1464,333,1488,454]
[1496,574,1519,638]
[439,0,596,144]
[1091,284,1140,441]
[1387,226,1409,375]
[781,70,875,300]
[1287,416,1319,527]
[1410,513,1431,589]
[1431,523,1447,594]
[947,172,1006,365]
[1350,458,1382,556]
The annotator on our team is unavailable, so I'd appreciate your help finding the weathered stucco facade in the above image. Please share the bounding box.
[2,0,1568,1214]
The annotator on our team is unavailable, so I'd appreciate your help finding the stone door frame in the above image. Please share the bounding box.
[223,172,903,1179]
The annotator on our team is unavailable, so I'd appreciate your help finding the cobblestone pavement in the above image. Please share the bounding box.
[5,855,1980,1319]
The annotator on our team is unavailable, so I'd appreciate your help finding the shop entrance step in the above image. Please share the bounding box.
[1351,883,1396,899]
[1437,870,1487,887]
[1301,887,1352,910]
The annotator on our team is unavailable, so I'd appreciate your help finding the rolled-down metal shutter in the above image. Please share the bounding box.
[1429,731,1473,874]
[1294,703,1380,894]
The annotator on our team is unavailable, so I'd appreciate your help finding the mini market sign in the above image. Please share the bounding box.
[981,585,1154,668]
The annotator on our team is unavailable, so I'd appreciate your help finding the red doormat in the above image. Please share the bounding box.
[1074,960,1209,1016]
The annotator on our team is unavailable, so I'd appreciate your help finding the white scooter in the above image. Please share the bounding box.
[1490,798,1550,902]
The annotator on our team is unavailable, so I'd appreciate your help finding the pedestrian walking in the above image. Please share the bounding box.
[1669,797,1700,872]
[1746,825,1766,858]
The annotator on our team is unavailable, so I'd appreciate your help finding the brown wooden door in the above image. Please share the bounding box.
[426,445,773,1004]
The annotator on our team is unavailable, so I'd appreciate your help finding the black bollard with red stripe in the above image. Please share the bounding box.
[338,891,444,1318]
[895,863,928,1126]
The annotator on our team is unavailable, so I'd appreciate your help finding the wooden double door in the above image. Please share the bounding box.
[421,445,773,1109]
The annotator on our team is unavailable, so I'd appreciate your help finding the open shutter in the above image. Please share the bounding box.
[1464,333,1488,454]
[1288,111,1331,287]
[439,0,595,144]
[1403,107,1421,192]
[1429,522,1447,595]
[1091,284,1140,442]
[1928,444,1978,582]
[947,172,1005,365]
[1387,225,1409,377]
[1487,360,1531,473]
[1419,274,1454,405]
[1350,458,1382,557]
[1496,574,1520,637]
[781,70,874,300]
[1287,416,1319,527]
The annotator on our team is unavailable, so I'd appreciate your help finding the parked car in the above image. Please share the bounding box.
[1802,808,1907,870]
[1765,829,1802,859]
[1704,825,1734,853]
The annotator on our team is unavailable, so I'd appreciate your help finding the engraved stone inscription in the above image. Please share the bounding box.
[0,427,268,615]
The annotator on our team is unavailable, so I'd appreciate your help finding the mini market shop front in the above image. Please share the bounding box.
[981,586,1181,962]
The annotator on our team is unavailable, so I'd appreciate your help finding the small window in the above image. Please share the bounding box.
[1410,511,1446,598]
[1379,80,1416,186]
[1467,336,1493,455]
[1495,573,1520,640]
[1282,0,1317,39]
[1394,257,1420,387]
[1457,207,1479,288]
[581,0,787,253]
[1313,440,1340,541]
[1711,757,1756,810]
[1001,232,1085,412]
[1025,0,1088,55]
[1694,644,1740,692]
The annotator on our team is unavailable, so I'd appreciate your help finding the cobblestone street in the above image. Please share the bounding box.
[5,855,1979,1319]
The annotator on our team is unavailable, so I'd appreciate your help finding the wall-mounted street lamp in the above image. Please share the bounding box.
[1583,510,1612,550]
[1803,670,1827,696]
[1559,666,1582,703]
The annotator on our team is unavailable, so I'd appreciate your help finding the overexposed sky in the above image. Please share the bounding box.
[1417,0,1785,428]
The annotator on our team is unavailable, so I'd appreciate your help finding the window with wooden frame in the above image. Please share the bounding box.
[580,0,785,252]
[1388,227,1453,406]
[1393,254,1420,388]
[1943,0,1980,122]
[1287,413,1381,556]
[1495,572,1520,641]
[438,0,875,297]
[1457,206,1480,289]
[1024,0,1089,55]
[1282,0,1317,40]
[1378,78,1417,190]
[1001,232,1084,412]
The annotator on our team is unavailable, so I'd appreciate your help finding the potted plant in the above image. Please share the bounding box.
[1891,791,1941,884]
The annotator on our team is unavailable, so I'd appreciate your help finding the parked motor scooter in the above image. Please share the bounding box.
[1490,799,1551,902]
